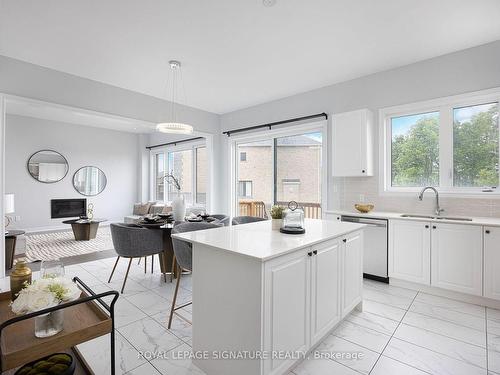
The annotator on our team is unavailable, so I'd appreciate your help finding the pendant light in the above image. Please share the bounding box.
[156,60,193,134]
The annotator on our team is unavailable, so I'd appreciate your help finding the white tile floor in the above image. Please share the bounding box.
[6,258,500,375]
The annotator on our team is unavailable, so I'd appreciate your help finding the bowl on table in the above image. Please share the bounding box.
[15,353,75,375]
[142,215,159,223]
[354,203,374,213]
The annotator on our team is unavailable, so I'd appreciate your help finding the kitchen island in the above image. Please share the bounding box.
[172,218,365,375]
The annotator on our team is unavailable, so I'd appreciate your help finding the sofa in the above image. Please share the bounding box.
[124,201,206,224]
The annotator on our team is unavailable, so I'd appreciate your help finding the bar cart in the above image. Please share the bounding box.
[0,277,119,374]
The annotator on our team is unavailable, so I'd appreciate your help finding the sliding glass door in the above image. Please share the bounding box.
[235,130,323,218]
[236,140,273,217]
[276,132,322,218]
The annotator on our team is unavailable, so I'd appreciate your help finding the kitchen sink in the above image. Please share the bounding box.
[400,214,435,219]
[435,216,473,221]
[400,214,472,221]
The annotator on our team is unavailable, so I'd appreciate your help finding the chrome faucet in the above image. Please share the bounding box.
[418,186,444,216]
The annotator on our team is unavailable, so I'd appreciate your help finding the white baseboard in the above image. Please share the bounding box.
[390,278,500,309]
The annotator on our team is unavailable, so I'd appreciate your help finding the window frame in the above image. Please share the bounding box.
[150,139,207,206]
[152,153,166,202]
[380,88,500,197]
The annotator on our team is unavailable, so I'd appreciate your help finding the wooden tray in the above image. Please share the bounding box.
[0,291,112,371]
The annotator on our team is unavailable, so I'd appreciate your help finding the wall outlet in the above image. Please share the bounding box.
[359,194,365,203]
[15,215,21,222]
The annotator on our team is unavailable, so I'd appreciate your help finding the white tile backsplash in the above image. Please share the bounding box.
[334,176,500,218]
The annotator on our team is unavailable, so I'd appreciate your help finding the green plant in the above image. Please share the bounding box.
[270,205,284,219]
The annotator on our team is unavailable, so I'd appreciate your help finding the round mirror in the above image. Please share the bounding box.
[27,150,69,183]
[73,166,107,196]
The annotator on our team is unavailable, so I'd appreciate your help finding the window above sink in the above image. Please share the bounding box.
[381,88,500,197]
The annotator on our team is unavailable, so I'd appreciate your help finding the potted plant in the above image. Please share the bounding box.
[165,172,186,222]
[11,276,81,338]
[270,205,285,230]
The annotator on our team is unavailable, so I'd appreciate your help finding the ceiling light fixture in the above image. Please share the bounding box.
[156,60,193,134]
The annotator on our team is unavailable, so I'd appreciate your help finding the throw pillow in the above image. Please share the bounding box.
[133,203,151,216]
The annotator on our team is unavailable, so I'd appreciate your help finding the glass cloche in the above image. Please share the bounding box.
[280,201,305,234]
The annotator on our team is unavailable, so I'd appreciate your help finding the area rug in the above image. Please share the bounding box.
[26,226,114,262]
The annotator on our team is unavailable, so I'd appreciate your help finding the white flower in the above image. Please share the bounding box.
[11,289,59,314]
[11,276,81,315]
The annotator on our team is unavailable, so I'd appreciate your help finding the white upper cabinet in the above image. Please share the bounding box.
[332,109,374,176]
[431,223,483,296]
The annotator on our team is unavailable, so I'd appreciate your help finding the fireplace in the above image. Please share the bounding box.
[51,199,87,219]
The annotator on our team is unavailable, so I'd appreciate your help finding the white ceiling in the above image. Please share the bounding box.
[1,0,500,114]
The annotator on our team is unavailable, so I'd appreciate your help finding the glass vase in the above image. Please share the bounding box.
[35,309,64,338]
[40,258,65,279]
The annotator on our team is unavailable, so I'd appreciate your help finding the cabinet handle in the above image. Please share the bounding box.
[486,230,490,234]
[313,250,318,255]
[432,225,436,229]
[308,252,313,256]
[342,238,347,243]
[425,225,429,228]
[361,170,366,173]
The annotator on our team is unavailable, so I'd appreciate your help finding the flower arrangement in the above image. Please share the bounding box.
[164,172,181,192]
[11,277,81,315]
[270,205,285,219]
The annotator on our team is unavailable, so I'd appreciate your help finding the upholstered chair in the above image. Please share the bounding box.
[109,223,164,293]
[168,222,221,328]
[231,215,268,225]
[210,214,230,226]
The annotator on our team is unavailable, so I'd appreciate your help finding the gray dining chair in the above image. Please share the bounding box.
[211,214,230,226]
[232,215,268,225]
[109,223,165,293]
[168,222,221,328]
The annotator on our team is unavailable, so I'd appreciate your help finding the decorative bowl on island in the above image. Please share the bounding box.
[354,203,374,213]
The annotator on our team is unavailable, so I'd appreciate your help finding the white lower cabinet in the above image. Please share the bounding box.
[264,249,310,375]
[483,226,500,299]
[310,239,341,345]
[389,219,485,297]
[431,223,482,296]
[263,231,362,375]
[389,220,431,285]
[342,232,363,316]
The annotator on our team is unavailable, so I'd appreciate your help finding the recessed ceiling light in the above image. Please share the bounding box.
[263,0,277,7]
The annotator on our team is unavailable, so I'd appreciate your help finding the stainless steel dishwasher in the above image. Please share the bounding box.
[341,215,388,283]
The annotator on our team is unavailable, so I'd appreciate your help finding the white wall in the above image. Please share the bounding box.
[5,114,140,231]
[219,41,500,215]
[0,54,223,213]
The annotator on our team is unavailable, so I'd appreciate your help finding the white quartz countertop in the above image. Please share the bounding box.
[171,218,365,261]
[326,210,500,227]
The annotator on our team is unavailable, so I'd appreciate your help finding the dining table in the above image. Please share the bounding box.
[137,215,221,281]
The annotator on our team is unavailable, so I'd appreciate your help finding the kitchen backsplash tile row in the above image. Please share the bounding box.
[334,177,500,218]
